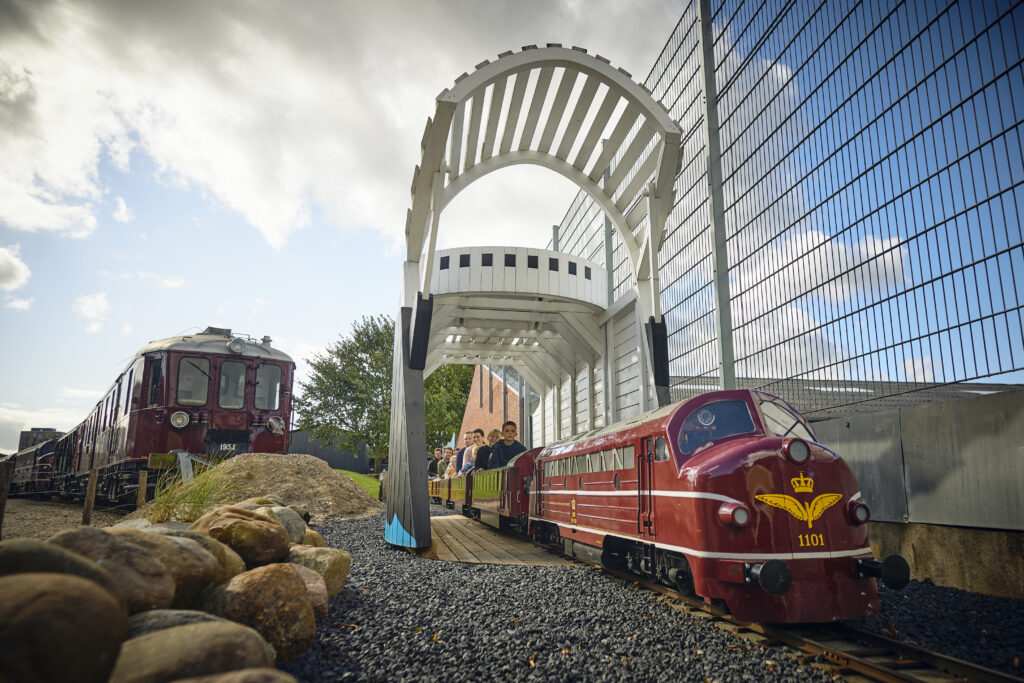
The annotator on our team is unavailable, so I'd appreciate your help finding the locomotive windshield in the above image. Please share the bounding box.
[678,400,756,456]
[177,357,211,406]
[219,361,246,409]
[255,363,282,410]
[756,394,815,441]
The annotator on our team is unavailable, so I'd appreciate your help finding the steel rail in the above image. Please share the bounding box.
[602,568,1023,683]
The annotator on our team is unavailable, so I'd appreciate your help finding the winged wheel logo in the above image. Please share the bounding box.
[755,493,843,529]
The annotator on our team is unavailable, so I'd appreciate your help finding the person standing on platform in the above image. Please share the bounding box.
[488,421,526,469]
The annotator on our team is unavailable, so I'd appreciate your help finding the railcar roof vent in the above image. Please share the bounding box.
[202,326,232,336]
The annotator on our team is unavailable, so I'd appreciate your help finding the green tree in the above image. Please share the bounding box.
[295,315,473,471]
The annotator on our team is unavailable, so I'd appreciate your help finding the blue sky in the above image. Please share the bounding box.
[0,0,680,453]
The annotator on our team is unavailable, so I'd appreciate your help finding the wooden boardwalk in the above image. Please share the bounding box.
[426,516,574,566]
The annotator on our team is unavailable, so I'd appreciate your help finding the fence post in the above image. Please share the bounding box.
[0,461,12,540]
[136,470,148,509]
[81,468,98,526]
[697,0,736,390]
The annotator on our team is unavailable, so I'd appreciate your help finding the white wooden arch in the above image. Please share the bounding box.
[404,45,683,315]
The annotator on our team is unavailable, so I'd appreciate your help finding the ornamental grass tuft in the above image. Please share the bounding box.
[148,457,241,523]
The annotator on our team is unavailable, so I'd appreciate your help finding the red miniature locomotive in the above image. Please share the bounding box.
[438,389,908,623]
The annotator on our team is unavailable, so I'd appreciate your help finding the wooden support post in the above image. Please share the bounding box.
[82,468,98,526]
[0,461,13,541]
[136,470,148,509]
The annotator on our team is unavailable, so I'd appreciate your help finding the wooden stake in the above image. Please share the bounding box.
[0,462,13,541]
[136,470,148,509]
[82,468,98,526]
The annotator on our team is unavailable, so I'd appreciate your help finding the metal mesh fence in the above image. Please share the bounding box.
[556,0,1024,417]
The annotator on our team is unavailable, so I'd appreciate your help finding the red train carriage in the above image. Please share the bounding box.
[459,389,907,624]
[6,440,56,495]
[49,326,294,503]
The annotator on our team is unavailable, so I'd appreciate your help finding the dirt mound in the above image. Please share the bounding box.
[215,453,382,521]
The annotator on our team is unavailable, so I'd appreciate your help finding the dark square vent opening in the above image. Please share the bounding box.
[440,256,450,270]
[549,258,559,271]
[528,255,538,268]
[505,253,516,267]
[460,253,470,267]
[482,253,493,266]
[568,261,577,275]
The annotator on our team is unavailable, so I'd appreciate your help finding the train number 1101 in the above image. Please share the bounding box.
[798,533,824,547]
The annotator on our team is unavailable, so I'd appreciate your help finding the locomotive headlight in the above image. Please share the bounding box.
[849,501,871,524]
[266,416,285,435]
[170,411,190,429]
[785,438,810,464]
[227,337,247,354]
[719,502,751,527]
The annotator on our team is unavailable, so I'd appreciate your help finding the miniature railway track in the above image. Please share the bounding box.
[605,569,1022,682]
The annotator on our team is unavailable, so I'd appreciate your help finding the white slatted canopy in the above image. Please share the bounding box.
[404,45,683,308]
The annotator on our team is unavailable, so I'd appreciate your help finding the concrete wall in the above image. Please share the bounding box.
[815,389,1024,532]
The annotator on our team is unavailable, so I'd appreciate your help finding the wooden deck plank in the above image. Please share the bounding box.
[456,522,525,564]
[429,515,576,566]
[431,519,480,563]
[439,518,509,564]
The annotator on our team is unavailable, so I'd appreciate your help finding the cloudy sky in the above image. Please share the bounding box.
[0,0,681,452]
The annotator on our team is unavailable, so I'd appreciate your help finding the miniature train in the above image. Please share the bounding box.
[430,389,909,623]
[3,327,294,504]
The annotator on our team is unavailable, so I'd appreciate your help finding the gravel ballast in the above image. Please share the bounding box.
[282,506,829,682]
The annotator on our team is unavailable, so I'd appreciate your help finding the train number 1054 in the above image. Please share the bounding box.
[798,533,825,547]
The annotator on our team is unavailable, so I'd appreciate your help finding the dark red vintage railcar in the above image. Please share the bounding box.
[49,326,294,503]
[452,389,907,624]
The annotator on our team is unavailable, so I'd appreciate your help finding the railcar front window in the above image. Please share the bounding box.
[177,357,210,406]
[255,364,281,410]
[678,400,757,456]
[757,397,815,441]
[219,361,246,409]
[147,358,162,406]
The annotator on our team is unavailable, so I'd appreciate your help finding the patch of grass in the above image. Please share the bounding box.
[337,469,380,498]
[148,458,241,523]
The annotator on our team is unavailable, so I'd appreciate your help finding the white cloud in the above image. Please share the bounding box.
[121,323,134,335]
[0,404,87,454]
[112,196,135,223]
[58,387,103,401]
[109,271,184,288]
[0,1,677,249]
[72,291,110,332]
[4,296,32,310]
[0,244,31,290]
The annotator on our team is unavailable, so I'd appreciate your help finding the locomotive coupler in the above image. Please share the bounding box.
[744,559,792,596]
[856,555,910,589]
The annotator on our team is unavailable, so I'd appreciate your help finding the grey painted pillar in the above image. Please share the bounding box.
[384,306,431,548]
[697,0,736,390]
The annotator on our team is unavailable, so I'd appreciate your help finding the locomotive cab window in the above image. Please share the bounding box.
[678,400,756,456]
[177,357,211,406]
[654,436,670,461]
[255,364,282,410]
[147,358,162,407]
[219,361,246,409]
[757,395,815,441]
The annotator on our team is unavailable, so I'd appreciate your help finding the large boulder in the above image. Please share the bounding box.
[154,529,246,583]
[108,528,221,607]
[252,506,307,544]
[0,538,126,613]
[193,563,316,662]
[126,609,231,639]
[301,528,326,547]
[174,669,297,683]
[48,527,175,613]
[0,573,126,683]
[290,563,328,620]
[188,506,291,567]
[287,544,351,595]
[109,621,274,683]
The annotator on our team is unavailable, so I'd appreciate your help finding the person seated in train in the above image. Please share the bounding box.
[427,448,442,478]
[487,421,526,469]
[458,439,477,476]
[441,447,456,478]
[472,428,497,471]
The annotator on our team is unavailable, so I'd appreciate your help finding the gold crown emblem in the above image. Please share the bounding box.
[791,473,814,492]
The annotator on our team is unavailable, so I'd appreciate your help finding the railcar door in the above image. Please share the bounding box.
[637,438,655,536]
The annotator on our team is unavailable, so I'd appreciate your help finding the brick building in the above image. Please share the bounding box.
[18,427,63,451]
[457,365,530,445]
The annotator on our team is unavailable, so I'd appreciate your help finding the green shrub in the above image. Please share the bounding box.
[147,457,241,523]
